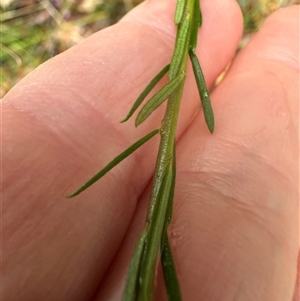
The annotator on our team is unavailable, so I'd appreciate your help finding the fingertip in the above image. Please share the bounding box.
[232,5,299,72]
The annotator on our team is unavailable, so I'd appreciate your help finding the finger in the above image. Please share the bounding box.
[94,5,299,301]
[173,5,299,301]
[2,1,242,300]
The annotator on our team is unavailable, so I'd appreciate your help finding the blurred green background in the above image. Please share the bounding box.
[0,0,297,97]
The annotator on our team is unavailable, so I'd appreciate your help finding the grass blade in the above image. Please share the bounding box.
[67,129,160,198]
[160,147,182,301]
[174,0,186,25]
[163,145,176,230]
[122,230,147,301]
[190,0,202,52]
[138,158,174,300]
[120,64,170,123]
[196,0,202,27]
[161,234,182,301]
[135,73,184,127]
[189,51,214,133]
[169,12,191,79]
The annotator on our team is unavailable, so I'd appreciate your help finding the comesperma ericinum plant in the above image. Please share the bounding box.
[67,0,214,300]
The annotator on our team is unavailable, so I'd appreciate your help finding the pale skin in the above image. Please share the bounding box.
[2,0,299,300]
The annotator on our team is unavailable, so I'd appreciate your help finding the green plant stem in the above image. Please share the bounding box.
[67,1,210,300]
[129,1,196,300]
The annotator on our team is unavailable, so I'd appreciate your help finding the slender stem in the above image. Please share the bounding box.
[136,1,195,299]
[147,3,194,223]
[67,1,210,300]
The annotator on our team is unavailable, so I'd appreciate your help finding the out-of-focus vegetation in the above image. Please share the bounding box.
[0,0,298,97]
[0,0,142,96]
[238,0,297,32]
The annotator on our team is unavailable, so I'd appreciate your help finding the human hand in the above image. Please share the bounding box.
[3,1,299,300]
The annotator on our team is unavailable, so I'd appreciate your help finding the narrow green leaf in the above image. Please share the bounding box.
[197,0,203,27]
[163,146,176,230]
[66,129,160,198]
[160,147,182,301]
[189,0,202,52]
[169,12,191,79]
[135,73,184,127]
[120,64,170,123]
[189,22,198,53]
[122,229,147,301]
[138,159,174,300]
[189,51,214,133]
[161,234,182,301]
[174,0,186,25]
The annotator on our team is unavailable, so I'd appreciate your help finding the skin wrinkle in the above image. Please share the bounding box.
[5,227,63,292]
[102,39,171,123]
[38,76,159,201]
[242,65,299,186]
[179,141,296,260]
[243,148,295,195]
[204,69,291,169]
[224,67,298,147]
[120,1,177,41]
[175,203,260,300]
[228,197,287,247]
[105,52,163,109]
[265,66,298,131]
[176,168,288,245]
[14,25,169,125]
[196,244,240,298]
[3,113,72,201]
[257,15,300,71]
[265,52,300,72]
[7,85,93,136]
[48,240,88,293]
[182,149,297,213]
[121,19,174,51]
[175,183,292,300]
[4,193,53,244]
[206,262,246,301]
[7,92,145,190]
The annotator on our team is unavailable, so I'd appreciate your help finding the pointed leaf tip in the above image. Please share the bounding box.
[135,73,185,127]
[67,129,160,197]
[189,51,215,134]
[120,64,170,123]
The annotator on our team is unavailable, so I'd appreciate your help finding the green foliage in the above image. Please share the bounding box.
[1,0,296,97]
[189,51,214,133]
[237,0,297,32]
[121,64,170,123]
[0,0,141,96]
[2,0,296,300]
[135,72,184,127]
[68,2,212,300]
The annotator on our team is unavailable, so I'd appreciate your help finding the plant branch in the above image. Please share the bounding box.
[67,1,214,300]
